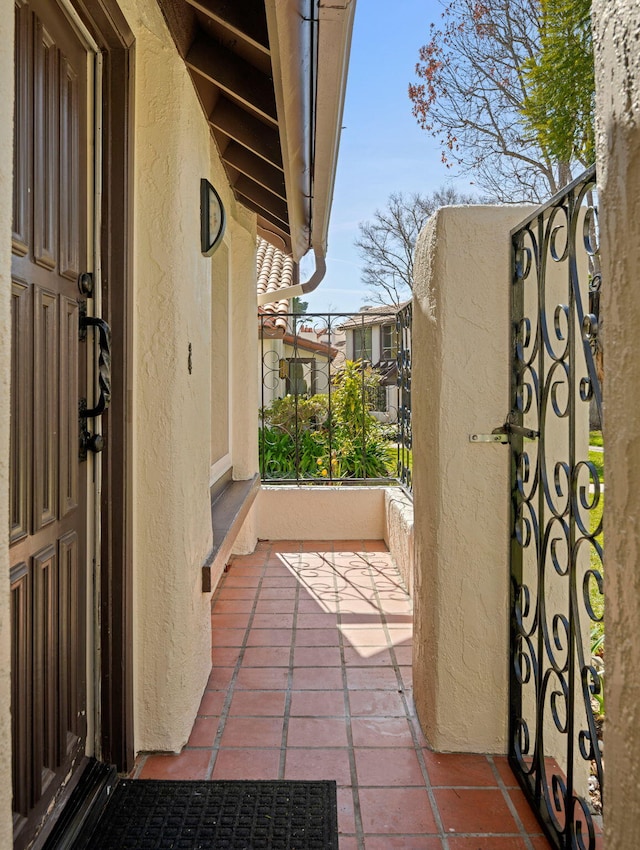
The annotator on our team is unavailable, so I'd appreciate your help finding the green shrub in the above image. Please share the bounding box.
[260,394,328,436]
[259,361,396,480]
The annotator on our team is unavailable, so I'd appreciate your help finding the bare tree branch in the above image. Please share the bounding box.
[408,0,578,201]
[355,188,479,306]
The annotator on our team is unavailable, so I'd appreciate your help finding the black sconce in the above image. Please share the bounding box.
[200,178,226,256]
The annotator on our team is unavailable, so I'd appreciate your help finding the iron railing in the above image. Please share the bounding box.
[508,165,603,849]
[259,308,412,492]
[396,302,412,492]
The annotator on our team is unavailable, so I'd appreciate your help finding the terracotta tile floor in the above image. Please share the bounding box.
[133,540,555,849]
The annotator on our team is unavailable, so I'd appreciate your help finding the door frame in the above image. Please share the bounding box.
[73,0,135,772]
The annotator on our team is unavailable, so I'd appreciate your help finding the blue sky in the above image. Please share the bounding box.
[304,0,473,314]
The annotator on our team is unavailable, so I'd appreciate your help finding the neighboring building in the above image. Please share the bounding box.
[340,302,410,423]
[0,1,355,846]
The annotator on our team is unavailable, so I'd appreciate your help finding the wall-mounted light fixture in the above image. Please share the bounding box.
[200,178,226,256]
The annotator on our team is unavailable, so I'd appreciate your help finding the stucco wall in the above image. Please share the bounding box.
[256,486,385,540]
[412,205,533,753]
[0,2,14,844]
[384,488,413,594]
[117,0,257,751]
[593,2,640,845]
[229,213,260,483]
[210,242,230,467]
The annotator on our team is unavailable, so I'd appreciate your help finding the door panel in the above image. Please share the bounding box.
[12,1,29,256]
[33,18,58,272]
[60,297,80,517]
[59,56,81,281]
[10,1,91,846]
[33,287,58,532]
[10,563,30,821]
[10,281,30,544]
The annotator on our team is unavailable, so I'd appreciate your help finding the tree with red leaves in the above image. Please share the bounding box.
[409,0,581,201]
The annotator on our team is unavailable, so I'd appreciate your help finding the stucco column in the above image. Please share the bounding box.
[120,0,219,752]
[0,2,13,845]
[412,205,533,753]
[593,2,640,845]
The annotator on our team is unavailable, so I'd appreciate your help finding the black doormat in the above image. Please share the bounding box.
[74,779,339,850]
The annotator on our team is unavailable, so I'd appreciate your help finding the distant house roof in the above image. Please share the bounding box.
[338,300,411,330]
[257,237,296,335]
[280,332,339,360]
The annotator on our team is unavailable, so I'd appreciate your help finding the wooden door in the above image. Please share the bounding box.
[10,1,92,846]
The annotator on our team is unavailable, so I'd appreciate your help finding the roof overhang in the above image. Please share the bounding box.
[157,0,355,275]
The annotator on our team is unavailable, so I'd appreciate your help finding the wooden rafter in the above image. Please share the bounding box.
[186,34,277,124]
[210,98,282,169]
[222,142,286,200]
[235,176,289,227]
[184,0,269,54]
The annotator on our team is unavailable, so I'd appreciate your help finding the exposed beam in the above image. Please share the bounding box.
[184,0,269,54]
[186,34,277,124]
[210,98,282,169]
[248,201,293,241]
[223,142,286,200]
[234,175,289,227]
[257,222,291,252]
[156,0,198,58]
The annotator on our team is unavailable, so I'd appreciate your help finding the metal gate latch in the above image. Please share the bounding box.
[470,418,539,444]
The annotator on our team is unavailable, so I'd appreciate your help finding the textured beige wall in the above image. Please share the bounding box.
[117,0,256,751]
[384,489,413,594]
[230,213,260,483]
[412,205,533,753]
[211,241,230,466]
[256,487,385,540]
[594,1,640,844]
[0,2,14,843]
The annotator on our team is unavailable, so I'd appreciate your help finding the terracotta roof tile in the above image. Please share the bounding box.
[257,238,295,335]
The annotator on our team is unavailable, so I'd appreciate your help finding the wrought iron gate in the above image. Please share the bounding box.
[508,166,604,849]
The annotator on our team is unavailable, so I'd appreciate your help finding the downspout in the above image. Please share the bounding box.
[258,0,355,307]
[258,0,322,307]
[256,247,325,306]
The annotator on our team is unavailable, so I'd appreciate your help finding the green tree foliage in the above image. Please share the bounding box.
[521,0,595,169]
[291,297,309,315]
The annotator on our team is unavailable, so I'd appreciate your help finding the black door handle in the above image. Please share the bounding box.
[81,315,112,417]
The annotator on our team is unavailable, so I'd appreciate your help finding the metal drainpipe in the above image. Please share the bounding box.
[256,0,325,307]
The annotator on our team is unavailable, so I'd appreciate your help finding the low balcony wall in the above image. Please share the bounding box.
[249,486,413,598]
[384,489,414,594]
[253,485,386,540]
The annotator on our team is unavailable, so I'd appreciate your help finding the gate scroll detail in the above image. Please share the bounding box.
[508,165,604,850]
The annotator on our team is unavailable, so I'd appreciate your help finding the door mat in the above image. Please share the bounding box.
[74,779,339,850]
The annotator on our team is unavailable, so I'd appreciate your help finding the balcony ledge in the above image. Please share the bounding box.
[202,473,260,593]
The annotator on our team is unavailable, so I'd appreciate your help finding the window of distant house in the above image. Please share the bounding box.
[381,323,398,359]
[353,326,372,361]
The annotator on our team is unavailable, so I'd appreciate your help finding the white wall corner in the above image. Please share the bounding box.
[232,501,259,556]
[384,487,414,595]
[411,205,534,754]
